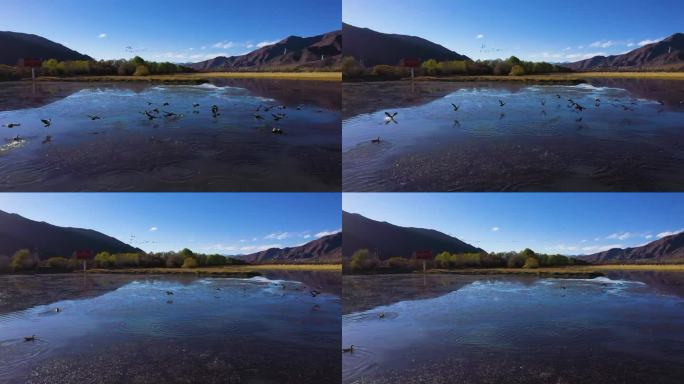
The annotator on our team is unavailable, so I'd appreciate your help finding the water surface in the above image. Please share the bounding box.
[343,79,684,191]
[0,79,340,191]
[0,272,341,384]
[342,273,684,384]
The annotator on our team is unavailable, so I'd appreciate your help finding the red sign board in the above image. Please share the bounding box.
[18,58,43,68]
[415,250,433,260]
[75,250,93,260]
[402,58,421,68]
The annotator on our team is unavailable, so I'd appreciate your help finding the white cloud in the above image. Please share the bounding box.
[315,229,341,238]
[491,227,500,232]
[256,40,279,48]
[581,244,624,253]
[476,34,484,39]
[639,37,664,46]
[606,232,635,241]
[627,42,635,47]
[200,46,207,50]
[565,52,607,60]
[265,231,290,240]
[98,33,107,39]
[645,234,653,239]
[563,47,572,51]
[656,228,684,238]
[149,226,158,232]
[239,244,281,252]
[589,40,616,48]
[212,41,235,49]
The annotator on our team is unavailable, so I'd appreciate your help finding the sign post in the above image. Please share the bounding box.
[402,58,421,81]
[75,250,93,272]
[415,250,433,273]
[18,58,42,81]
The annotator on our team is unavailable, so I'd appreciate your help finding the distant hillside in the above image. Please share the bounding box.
[190,30,341,71]
[342,23,470,67]
[564,33,684,71]
[0,210,141,259]
[342,211,484,259]
[0,31,92,66]
[578,232,684,263]
[239,232,341,263]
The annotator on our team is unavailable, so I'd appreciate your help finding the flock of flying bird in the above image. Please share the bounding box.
[2,100,300,147]
[370,94,672,144]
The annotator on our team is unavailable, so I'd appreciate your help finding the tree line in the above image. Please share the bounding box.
[40,56,194,76]
[342,56,572,80]
[345,248,585,272]
[0,248,245,273]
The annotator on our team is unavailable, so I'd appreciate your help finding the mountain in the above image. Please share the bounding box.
[342,23,470,67]
[578,232,684,263]
[0,210,141,259]
[239,232,341,263]
[342,211,484,259]
[564,33,684,71]
[0,31,92,66]
[190,30,341,71]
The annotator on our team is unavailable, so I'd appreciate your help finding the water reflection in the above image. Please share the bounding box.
[0,79,341,191]
[343,79,684,191]
[342,273,684,384]
[0,273,341,384]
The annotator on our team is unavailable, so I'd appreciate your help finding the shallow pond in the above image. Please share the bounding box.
[0,79,340,191]
[342,272,684,384]
[343,79,684,191]
[0,272,341,384]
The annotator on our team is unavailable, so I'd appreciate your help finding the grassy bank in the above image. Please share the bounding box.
[428,264,684,278]
[414,72,684,83]
[86,264,341,277]
[32,71,341,84]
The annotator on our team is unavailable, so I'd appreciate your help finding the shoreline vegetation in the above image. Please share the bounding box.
[0,56,341,83]
[33,71,342,83]
[343,248,684,278]
[0,247,341,276]
[342,56,684,83]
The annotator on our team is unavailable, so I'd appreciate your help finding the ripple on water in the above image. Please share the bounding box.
[0,338,50,379]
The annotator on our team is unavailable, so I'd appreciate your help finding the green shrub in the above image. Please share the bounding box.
[182,257,198,269]
[94,252,112,268]
[11,249,37,271]
[206,254,226,266]
[166,253,184,268]
[387,257,413,271]
[350,249,378,271]
[133,65,150,76]
[509,65,526,76]
[435,251,452,268]
[341,56,363,78]
[46,257,70,270]
[523,257,540,269]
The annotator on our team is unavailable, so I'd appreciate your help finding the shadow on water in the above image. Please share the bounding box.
[342,79,684,192]
[0,79,341,192]
[0,273,341,384]
[342,272,684,384]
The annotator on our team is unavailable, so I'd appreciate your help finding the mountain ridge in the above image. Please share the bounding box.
[342,211,484,259]
[0,210,141,258]
[189,30,341,71]
[0,31,92,65]
[238,232,341,263]
[563,33,684,71]
[342,23,470,67]
[578,231,684,263]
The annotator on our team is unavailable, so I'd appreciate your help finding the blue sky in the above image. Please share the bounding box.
[3,0,341,62]
[0,193,341,255]
[343,193,684,255]
[343,0,682,62]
